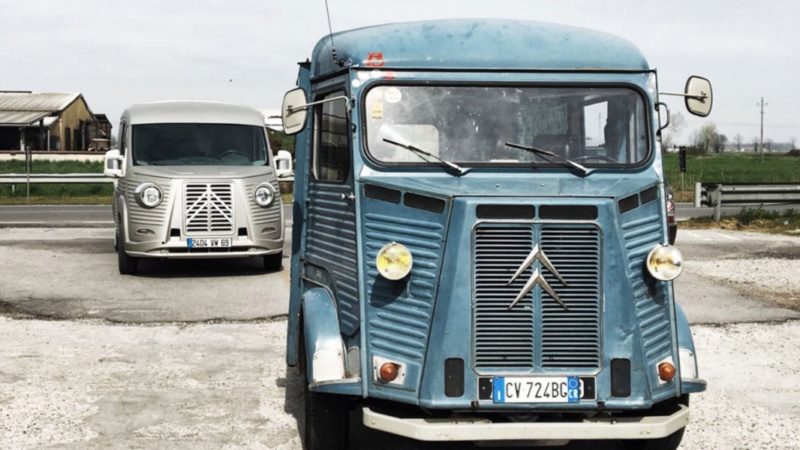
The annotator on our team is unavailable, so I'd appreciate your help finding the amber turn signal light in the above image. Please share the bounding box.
[379,362,399,382]
[658,362,676,382]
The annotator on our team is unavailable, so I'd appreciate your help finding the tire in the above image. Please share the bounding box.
[298,333,348,450]
[263,251,283,272]
[117,227,138,275]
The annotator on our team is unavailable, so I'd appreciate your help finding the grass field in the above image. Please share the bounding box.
[663,153,800,202]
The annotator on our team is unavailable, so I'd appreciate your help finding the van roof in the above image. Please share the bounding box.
[123,100,265,126]
[310,19,650,77]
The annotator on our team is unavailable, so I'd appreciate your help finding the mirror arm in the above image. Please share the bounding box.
[287,95,350,113]
[656,102,670,134]
[660,92,708,101]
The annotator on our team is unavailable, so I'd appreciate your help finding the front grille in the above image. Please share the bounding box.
[474,223,601,372]
[184,183,234,234]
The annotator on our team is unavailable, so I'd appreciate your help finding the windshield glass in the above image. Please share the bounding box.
[132,123,269,166]
[364,85,648,166]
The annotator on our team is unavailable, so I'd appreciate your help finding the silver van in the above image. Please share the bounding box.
[104,100,285,275]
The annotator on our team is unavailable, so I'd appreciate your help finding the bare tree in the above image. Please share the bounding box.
[752,136,760,152]
[790,136,797,150]
[663,111,687,149]
[733,134,743,152]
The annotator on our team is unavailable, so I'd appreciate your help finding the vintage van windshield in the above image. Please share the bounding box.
[132,123,268,166]
[365,85,648,166]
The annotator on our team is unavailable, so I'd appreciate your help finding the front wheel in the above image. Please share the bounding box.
[299,334,348,450]
[263,251,283,271]
[117,227,138,275]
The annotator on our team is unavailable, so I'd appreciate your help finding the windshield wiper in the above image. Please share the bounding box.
[504,142,592,176]
[383,138,466,176]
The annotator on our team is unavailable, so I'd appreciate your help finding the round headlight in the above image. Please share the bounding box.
[134,183,163,208]
[376,242,413,280]
[254,183,276,207]
[646,244,684,281]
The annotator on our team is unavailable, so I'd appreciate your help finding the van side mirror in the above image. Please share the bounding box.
[282,88,310,136]
[281,88,351,136]
[104,149,124,178]
[685,76,713,117]
[274,149,294,178]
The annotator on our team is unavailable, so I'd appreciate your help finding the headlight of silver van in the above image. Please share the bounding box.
[254,183,276,207]
[134,182,163,208]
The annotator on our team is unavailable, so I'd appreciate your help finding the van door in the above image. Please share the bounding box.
[305,87,360,336]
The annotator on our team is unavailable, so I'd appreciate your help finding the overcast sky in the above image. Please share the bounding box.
[2,0,798,144]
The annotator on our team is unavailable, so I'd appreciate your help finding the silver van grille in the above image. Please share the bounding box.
[474,223,601,372]
[184,183,234,234]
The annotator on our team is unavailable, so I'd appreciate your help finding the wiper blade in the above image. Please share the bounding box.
[383,138,466,176]
[504,142,592,176]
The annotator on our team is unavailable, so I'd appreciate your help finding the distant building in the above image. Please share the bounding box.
[0,91,112,151]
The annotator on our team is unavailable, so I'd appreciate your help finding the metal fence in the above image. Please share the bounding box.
[695,182,800,220]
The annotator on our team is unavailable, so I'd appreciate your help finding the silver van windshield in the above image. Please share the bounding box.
[132,123,269,166]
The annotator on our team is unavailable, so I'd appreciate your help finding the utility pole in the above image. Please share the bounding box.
[758,97,768,162]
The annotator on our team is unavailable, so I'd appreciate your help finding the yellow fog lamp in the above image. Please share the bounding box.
[376,242,413,280]
[646,244,684,281]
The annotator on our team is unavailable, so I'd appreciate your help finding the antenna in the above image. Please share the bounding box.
[324,0,344,66]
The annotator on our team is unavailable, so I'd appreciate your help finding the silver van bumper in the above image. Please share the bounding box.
[362,404,688,442]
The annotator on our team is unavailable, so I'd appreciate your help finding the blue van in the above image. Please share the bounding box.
[281,19,712,450]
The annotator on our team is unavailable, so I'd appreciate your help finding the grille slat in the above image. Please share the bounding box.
[474,222,601,372]
[184,183,234,234]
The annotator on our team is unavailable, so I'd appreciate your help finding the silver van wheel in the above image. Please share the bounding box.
[117,227,138,275]
[263,251,283,271]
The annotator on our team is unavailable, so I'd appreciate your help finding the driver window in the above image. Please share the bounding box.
[313,91,350,182]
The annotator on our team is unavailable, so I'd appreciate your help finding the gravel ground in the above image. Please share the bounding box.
[2,317,799,449]
[0,318,302,449]
[688,258,800,309]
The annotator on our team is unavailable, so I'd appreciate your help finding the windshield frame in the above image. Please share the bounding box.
[360,81,653,170]
[131,122,271,167]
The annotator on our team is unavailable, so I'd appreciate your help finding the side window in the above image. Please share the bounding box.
[64,128,72,151]
[313,91,350,182]
[119,123,127,156]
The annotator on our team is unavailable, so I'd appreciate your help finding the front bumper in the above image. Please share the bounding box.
[363,404,689,442]
[125,238,283,259]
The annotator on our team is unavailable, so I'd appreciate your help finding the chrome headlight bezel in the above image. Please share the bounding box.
[646,244,684,281]
[134,182,163,208]
[253,182,276,208]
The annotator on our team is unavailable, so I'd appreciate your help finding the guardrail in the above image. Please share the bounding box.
[0,173,113,184]
[695,182,800,220]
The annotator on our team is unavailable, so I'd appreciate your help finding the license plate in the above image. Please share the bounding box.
[187,238,231,248]
[492,376,588,404]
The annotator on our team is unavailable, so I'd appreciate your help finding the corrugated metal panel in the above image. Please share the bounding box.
[364,212,445,362]
[0,92,79,112]
[305,182,360,335]
[0,111,50,126]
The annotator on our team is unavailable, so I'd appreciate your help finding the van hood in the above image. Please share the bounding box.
[129,165,272,179]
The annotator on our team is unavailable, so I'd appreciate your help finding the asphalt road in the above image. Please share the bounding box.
[1,223,799,449]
